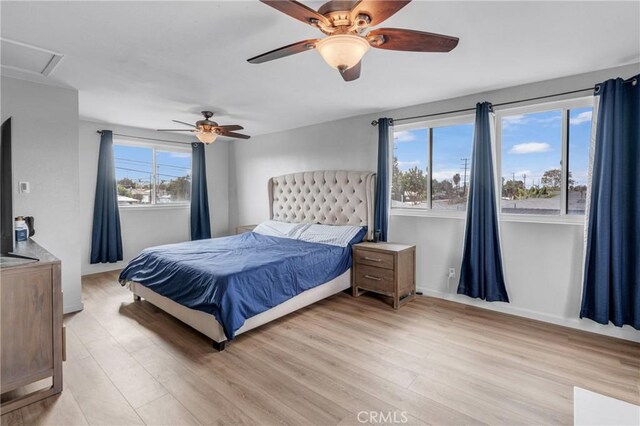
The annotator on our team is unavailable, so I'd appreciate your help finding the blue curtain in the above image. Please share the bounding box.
[90,130,123,264]
[190,142,212,240]
[580,75,639,329]
[457,103,509,302]
[374,118,391,242]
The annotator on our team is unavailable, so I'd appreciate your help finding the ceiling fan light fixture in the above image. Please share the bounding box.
[196,131,217,144]
[316,34,369,71]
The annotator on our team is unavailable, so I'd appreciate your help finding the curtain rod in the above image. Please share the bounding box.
[371,76,637,126]
[96,130,193,146]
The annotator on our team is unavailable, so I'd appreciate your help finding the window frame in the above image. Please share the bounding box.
[495,96,593,225]
[114,137,192,210]
[389,113,475,219]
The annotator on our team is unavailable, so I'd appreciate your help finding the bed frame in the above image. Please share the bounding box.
[128,170,376,350]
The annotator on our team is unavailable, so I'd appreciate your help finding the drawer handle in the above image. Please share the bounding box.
[364,274,382,281]
[363,256,382,262]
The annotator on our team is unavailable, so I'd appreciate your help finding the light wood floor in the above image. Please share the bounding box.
[2,270,638,425]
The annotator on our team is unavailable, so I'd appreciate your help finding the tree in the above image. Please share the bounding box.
[541,169,574,190]
[391,156,404,201]
[502,180,524,199]
[117,177,135,188]
[453,173,461,195]
[400,167,426,205]
[432,178,454,200]
[117,185,133,198]
[541,169,561,189]
[166,176,191,201]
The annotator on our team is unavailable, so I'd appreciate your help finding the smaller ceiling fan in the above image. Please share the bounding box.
[158,111,250,144]
[248,0,459,81]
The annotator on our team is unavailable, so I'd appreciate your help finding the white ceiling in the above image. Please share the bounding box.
[1,1,639,136]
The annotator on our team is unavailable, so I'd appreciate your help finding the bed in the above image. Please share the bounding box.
[120,170,376,350]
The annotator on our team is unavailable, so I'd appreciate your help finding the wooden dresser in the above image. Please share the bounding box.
[0,240,63,414]
[352,242,416,309]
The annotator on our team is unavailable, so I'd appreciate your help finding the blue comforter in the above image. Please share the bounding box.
[119,231,360,339]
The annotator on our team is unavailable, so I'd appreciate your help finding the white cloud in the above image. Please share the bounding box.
[394,131,417,143]
[509,142,552,154]
[502,115,527,128]
[432,169,463,182]
[502,114,561,129]
[397,160,421,170]
[570,111,592,125]
[536,116,562,125]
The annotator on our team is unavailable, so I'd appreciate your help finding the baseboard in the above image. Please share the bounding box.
[63,302,84,314]
[417,286,640,343]
[82,264,123,276]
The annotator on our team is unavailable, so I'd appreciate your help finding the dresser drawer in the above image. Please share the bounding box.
[354,249,394,270]
[354,265,395,294]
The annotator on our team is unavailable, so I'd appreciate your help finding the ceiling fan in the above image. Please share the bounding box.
[157,111,250,144]
[248,0,459,81]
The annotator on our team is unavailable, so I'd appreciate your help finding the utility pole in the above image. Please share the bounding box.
[523,173,527,189]
[460,158,469,195]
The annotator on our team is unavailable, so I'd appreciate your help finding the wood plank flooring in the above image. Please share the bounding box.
[2,270,638,425]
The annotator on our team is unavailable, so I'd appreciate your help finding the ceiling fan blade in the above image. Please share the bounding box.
[367,28,459,52]
[248,39,319,64]
[157,129,195,132]
[215,125,244,132]
[260,0,330,26]
[340,60,361,82]
[350,0,411,26]
[220,131,251,140]
[172,120,196,128]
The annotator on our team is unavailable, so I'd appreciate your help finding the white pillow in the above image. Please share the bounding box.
[252,220,310,239]
[296,224,364,247]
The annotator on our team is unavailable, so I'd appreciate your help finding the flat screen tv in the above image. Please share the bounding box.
[1,117,14,255]
[1,117,37,260]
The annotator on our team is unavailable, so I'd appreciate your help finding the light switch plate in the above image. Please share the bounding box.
[18,181,30,193]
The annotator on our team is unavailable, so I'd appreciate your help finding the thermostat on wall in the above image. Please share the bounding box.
[18,182,30,193]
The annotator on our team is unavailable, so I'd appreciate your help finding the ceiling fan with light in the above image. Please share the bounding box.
[157,111,250,144]
[248,0,459,81]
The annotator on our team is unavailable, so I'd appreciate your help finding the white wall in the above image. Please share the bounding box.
[79,121,230,276]
[1,76,83,313]
[230,63,640,341]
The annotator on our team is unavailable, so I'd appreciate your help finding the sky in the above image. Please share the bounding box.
[113,144,191,185]
[393,106,592,188]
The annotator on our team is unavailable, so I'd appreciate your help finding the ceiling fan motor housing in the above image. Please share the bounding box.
[197,111,219,131]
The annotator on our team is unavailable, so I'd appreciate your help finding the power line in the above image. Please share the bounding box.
[114,157,190,171]
[115,167,189,180]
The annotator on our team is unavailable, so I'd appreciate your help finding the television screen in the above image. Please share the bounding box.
[1,117,14,255]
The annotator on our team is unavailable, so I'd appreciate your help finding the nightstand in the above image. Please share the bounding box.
[352,242,416,309]
[235,224,257,235]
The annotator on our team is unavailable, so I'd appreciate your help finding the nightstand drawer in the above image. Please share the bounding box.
[354,249,394,270]
[354,265,395,293]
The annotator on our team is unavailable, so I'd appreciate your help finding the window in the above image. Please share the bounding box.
[568,107,592,214]
[114,142,191,207]
[392,128,428,208]
[498,99,593,217]
[392,117,474,212]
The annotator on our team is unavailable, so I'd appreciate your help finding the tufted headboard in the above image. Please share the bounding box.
[268,170,376,240]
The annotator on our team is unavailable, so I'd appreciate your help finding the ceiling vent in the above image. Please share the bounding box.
[1,38,64,76]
